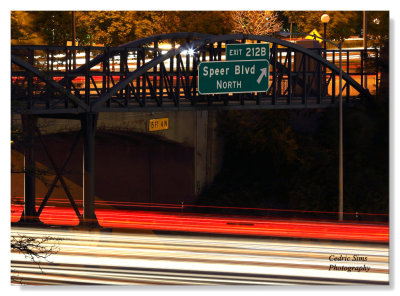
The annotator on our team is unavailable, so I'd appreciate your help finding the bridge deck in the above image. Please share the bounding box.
[11,34,378,115]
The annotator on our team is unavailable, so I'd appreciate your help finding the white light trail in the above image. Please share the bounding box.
[11,227,389,285]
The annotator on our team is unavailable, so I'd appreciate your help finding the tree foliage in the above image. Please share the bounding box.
[282,11,361,41]
[11,11,234,46]
[197,97,389,220]
[366,11,389,49]
[28,11,73,45]
[197,110,299,210]
[281,10,389,48]
[132,11,233,39]
[77,11,136,46]
[11,10,389,47]
[12,11,46,45]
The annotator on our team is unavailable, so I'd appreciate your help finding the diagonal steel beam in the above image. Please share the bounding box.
[35,127,83,221]
[36,130,82,218]
[91,47,182,111]
[11,55,89,112]
[57,32,214,87]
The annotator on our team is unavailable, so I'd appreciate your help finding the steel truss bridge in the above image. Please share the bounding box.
[11,32,378,227]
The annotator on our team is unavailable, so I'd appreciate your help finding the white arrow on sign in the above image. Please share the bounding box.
[257,68,268,84]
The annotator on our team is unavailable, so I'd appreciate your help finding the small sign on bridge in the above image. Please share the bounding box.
[149,118,169,131]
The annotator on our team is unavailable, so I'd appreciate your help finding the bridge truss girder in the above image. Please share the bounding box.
[12,33,375,115]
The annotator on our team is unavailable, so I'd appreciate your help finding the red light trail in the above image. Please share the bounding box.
[11,204,388,243]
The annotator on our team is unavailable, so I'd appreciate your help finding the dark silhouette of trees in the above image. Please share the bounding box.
[197,99,388,221]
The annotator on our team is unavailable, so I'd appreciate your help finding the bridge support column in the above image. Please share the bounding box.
[79,113,100,228]
[194,110,223,196]
[19,115,41,224]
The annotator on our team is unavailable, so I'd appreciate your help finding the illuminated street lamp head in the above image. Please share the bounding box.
[321,14,330,24]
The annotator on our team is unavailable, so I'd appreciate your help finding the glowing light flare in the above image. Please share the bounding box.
[182,47,195,56]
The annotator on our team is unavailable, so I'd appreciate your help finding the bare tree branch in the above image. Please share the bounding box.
[232,11,282,35]
[11,234,62,283]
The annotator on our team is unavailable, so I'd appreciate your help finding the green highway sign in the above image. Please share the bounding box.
[226,43,270,61]
[198,60,270,95]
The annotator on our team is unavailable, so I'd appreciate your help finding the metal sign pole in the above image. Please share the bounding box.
[339,42,344,221]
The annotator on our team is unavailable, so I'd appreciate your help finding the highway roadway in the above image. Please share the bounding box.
[11,226,389,285]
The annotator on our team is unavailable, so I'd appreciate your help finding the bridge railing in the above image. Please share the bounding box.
[11,41,380,114]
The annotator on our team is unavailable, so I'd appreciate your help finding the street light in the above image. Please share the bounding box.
[321,14,330,54]
[320,13,343,221]
[321,14,330,99]
[338,42,343,222]
[278,30,344,221]
[321,14,330,98]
